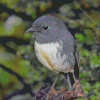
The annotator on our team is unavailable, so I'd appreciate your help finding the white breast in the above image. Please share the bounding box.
[37,41,59,53]
[35,41,71,73]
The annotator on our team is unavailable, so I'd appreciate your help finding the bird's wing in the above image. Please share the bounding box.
[74,47,80,79]
[61,31,80,78]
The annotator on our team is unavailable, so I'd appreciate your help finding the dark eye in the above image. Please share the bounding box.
[43,26,48,30]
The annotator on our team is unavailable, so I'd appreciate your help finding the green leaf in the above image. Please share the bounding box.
[89,95,95,100]
[75,34,84,41]
[0,69,10,85]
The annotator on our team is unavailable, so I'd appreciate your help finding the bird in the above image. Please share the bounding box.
[26,15,80,97]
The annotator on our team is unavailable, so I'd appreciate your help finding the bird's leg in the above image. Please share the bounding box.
[67,73,72,90]
[62,73,73,90]
[67,70,77,90]
[47,73,65,100]
[50,73,59,92]
[47,73,59,99]
[72,71,77,82]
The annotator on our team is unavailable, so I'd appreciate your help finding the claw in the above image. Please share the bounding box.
[47,87,56,100]
[55,86,65,96]
[47,87,65,99]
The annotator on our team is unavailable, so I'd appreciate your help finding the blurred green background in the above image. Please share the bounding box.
[0,0,100,100]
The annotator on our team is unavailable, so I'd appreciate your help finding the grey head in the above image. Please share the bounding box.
[26,15,74,44]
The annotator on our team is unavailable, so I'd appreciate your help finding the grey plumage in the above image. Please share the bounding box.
[26,15,80,90]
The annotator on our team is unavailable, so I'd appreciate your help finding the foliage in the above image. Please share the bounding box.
[0,0,100,100]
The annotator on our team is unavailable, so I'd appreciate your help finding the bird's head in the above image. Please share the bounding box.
[26,15,69,43]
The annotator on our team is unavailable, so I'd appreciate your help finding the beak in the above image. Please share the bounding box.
[26,27,38,33]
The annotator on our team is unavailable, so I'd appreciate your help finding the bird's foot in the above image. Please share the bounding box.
[55,86,65,96]
[47,87,65,100]
[47,87,56,100]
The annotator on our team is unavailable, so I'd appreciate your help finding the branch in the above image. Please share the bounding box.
[33,80,83,100]
[0,64,34,98]
[0,36,29,45]
[2,88,28,100]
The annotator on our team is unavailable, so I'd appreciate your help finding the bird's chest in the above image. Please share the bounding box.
[34,41,60,71]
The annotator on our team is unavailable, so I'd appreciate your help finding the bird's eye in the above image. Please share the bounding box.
[43,26,48,30]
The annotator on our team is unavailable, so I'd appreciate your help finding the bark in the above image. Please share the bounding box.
[33,80,83,100]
